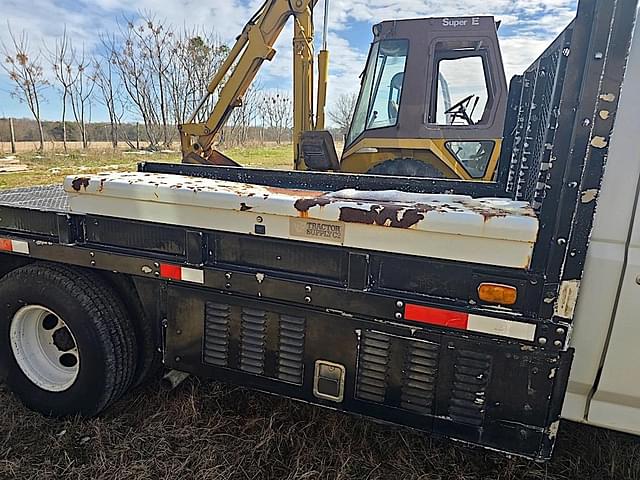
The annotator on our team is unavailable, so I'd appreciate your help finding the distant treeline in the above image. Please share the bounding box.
[0,117,296,148]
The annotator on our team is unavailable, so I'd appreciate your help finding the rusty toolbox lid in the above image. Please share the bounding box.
[64,172,538,269]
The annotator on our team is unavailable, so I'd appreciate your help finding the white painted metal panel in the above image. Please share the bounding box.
[563,7,640,435]
[63,173,538,269]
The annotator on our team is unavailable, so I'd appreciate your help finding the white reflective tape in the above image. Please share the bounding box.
[181,267,204,284]
[467,315,536,341]
[10,240,30,255]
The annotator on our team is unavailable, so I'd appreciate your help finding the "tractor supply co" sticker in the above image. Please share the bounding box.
[290,218,345,244]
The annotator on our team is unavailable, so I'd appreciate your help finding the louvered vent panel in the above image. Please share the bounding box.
[448,350,492,426]
[355,331,391,403]
[240,308,267,374]
[277,315,306,384]
[203,302,231,366]
[400,340,439,414]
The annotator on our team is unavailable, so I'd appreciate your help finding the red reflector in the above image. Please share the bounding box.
[0,239,13,252]
[160,263,182,280]
[404,304,469,329]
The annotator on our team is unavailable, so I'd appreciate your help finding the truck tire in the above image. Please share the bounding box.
[367,158,444,178]
[0,263,138,416]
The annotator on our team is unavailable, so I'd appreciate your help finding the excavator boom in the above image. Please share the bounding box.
[180,0,320,165]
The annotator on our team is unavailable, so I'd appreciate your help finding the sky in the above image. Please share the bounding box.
[0,0,578,123]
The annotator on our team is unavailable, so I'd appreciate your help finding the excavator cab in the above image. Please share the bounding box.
[303,16,508,179]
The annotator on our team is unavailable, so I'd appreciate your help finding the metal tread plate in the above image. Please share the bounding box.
[0,185,69,212]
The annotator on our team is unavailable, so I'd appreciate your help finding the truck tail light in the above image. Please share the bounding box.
[0,238,30,254]
[478,283,517,305]
[159,263,204,284]
[404,303,535,341]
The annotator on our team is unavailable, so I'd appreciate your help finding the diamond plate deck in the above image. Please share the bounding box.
[0,185,69,212]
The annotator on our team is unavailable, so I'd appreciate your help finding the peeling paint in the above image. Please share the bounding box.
[581,189,598,203]
[590,136,608,148]
[599,93,616,102]
[547,420,560,440]
[71,177,90,191]
[599,110,610,120]
[338,205,425,228]
[555,280,580,319]
[255,272,265,284]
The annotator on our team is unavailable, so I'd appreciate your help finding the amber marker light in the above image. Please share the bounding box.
[478,283,518,306]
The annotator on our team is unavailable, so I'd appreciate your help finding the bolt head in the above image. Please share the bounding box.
[538,337,548,346]
[395,312,402,319]
[396,300,404,308]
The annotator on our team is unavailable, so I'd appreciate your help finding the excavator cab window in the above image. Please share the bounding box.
[432,42,492,126]
[347,39,409,145]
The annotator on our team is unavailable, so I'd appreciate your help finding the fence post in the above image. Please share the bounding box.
[9,118,16,154]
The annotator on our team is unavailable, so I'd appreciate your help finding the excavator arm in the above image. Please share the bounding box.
[179,0,323,166]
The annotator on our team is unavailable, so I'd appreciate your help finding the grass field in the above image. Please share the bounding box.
[0,147,639,479]
[0,144,294,190]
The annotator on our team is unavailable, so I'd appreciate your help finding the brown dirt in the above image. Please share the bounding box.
[1,379,638,480]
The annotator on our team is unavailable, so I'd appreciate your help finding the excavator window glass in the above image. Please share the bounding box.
[435,54,489,126]
[346,39,409,146]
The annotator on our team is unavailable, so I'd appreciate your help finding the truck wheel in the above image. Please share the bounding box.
[367,158,444,178]
[0,263,137,416]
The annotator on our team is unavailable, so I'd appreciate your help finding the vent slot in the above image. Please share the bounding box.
[400,340,439,414]
[203,303,231,367]
[356,331,391,403]
[277,315,306,384]
[240,308,267,374]
[448,350,492,426]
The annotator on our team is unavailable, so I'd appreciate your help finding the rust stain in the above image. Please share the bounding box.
[267,186,326,198]
[339,205,424,228]
[71,177,91,191]
[294,196,332,212]
[240,202,253,212]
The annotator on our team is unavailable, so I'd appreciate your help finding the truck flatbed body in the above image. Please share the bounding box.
[0,178,570,459]
[0,0,636,462]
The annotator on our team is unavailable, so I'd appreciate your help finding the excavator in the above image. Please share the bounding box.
[178,0,508,180]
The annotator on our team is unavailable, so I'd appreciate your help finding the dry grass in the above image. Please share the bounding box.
[1,380,639,480]
[0,147,639,479]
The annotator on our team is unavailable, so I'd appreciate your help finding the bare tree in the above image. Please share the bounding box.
[329,92,358,135]
[262,90,292,145]
[112,16,178,148]
[67,46,95,149]
[225,84,262,146]
[47,29,76,151]
[95,37,125,148]
[1,27,48,151]
[129,15,175,147]
[168,31,228,126]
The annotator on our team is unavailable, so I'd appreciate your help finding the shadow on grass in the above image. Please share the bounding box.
[1,379,638,480]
